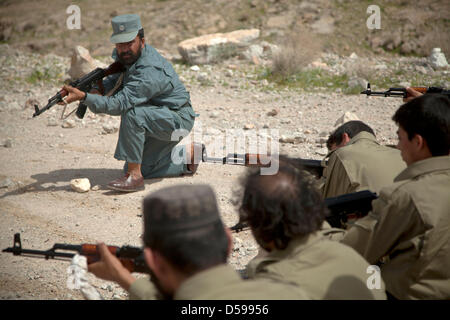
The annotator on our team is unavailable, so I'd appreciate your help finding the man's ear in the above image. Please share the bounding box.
[412,133,431,153]
[342,133,351,145]
[412,133,423,148]
[141,37,145,47]
[411,133,433,161]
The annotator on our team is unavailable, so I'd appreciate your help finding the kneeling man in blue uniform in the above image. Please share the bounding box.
[62,14,200,192]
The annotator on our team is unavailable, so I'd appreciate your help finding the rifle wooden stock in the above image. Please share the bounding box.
[203,151,326,177]
[2,233,149,274]
[409,87,428,94]
[244,153,272,167]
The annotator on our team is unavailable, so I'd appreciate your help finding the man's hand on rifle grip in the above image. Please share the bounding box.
[403,87,423,103]
[87,242,136,291]
[57,85,86,105]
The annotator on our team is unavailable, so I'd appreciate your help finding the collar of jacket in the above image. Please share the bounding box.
[394,155,450,182]
[174,264,241,299]
[324,131,378,159]
[261,232,324,262]
[346,131,379,146]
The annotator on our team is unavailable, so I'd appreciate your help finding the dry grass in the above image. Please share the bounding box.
[346,63,373,80]
[420,26,450,58]
[271,31,323,78]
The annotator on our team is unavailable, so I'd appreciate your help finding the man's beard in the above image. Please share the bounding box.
[118,46,143,66]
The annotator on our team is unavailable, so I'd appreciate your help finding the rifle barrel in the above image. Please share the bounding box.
[2,247,75,259]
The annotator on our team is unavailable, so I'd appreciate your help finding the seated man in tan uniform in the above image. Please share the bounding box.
[341,94,450,299]
[321,120,406,199]
[88,184,309,300]
[239,156,386,300]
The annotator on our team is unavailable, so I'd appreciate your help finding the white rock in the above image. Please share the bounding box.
[3,138,13,148]
[102,123,119,134]
[241,44,264,61]
[399,81,411,88]
[209,111,220,118]
[310,60,328,69]
[178,29,260,64]
[47,118,58,127]
[260,41,280,57]
[429,48,448,69]
[279,135,296,144]
[375,64,387,70]
[62,119,76,128]
[68,46,107,80]
[347,77,367,90]
[334,112,360,127]
[415,66,428,74]
[190,65,200,71]
[197,72,208,82]
[316,147,329,156]
[0,177,15,188]
[311,15,335,34]
[349,52,358,59]
[70,178,91,193]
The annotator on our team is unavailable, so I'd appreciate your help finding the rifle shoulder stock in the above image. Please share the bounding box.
[411,87,428,94]
[290,158,326,178]
[105,61,125,76]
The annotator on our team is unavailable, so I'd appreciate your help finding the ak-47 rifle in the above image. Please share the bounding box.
[324,190,378,228]
[230,190,378,232]
[202,150,327,178]
[230,222,250,233]
[2,233,150,274]
[361,83,449,98]
[32,61,125,119]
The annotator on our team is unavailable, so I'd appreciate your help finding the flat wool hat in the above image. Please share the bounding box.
[110,14,142,44]
[143,184,222,234]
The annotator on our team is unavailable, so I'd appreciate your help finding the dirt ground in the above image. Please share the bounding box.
[0,67,407,299]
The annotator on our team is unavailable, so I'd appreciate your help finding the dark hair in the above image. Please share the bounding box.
[392,94,450,156]
[326,120,375,150]
[143,218,228,277]
[138,28,144,39]
[238,155,328,251]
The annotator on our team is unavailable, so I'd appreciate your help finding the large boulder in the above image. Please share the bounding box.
[334,112,360,128]
[177,29,260,65]
[429,48,448,69]
[68,46,107,80]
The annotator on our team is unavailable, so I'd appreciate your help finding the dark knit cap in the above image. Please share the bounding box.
[143,184,221,236]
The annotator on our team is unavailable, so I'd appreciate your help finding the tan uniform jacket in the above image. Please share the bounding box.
[341,156,450,299]
[321,132,406,198]
[128,264,309,300]
[246,232,386,300]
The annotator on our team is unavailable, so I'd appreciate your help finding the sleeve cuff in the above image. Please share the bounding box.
[84,92,101,113]
[128,277,160,300]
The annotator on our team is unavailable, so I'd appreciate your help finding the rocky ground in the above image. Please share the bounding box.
[0,0,449,301]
